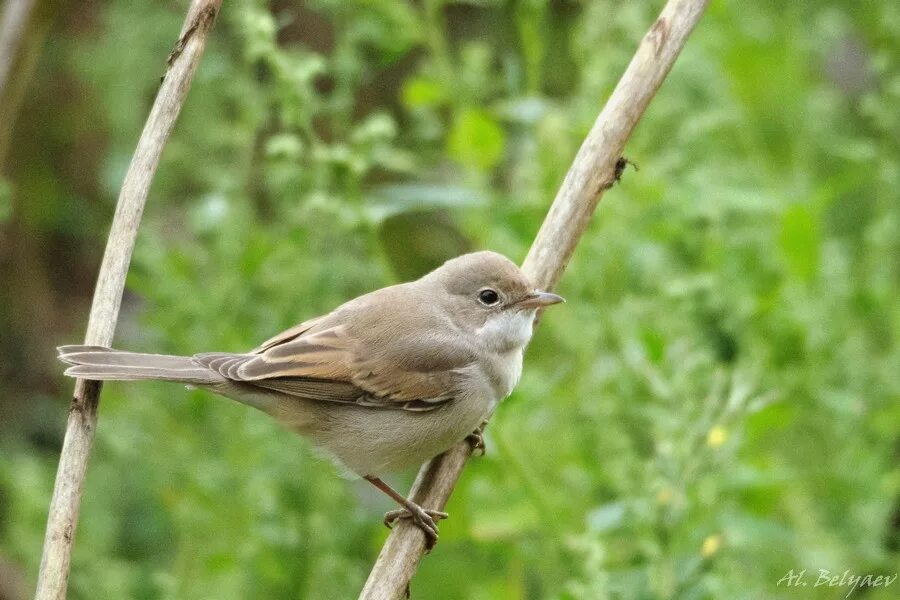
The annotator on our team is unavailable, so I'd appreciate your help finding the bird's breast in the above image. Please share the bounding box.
[477,348,524,408]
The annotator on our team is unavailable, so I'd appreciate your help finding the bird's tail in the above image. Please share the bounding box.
[58,345,224,385]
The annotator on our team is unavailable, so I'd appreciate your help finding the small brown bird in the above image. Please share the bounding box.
[59,251,563,547]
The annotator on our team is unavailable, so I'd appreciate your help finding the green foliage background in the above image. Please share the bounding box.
[1,0,898,598]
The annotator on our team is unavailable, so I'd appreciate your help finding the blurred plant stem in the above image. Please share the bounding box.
[0,0,69,444]
[0,0,62,168]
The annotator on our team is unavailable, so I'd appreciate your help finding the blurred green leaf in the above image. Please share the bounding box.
[779,204,820,281]
[447,108,506,171]
[401,77,446,108]
[365,183,486,223]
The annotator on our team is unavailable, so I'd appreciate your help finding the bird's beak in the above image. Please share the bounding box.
[516,290,565,309]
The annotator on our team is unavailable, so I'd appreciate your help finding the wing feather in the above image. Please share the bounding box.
[196,290,477,412]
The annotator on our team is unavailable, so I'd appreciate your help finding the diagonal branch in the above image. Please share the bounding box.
[358,1,709,598]
[34,2,223,599]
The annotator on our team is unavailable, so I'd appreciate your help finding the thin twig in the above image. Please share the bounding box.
[358,1,709,598]
[34,2,222,599]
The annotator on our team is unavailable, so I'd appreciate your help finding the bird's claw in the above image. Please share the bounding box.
[383,505,449,551]
[466,422,487,456]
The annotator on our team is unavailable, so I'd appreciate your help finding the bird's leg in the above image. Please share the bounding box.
[466,420,488,456]
[364,475,448,551]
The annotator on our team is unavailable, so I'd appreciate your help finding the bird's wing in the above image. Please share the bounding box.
[252,315,328,353]
[194,319,475,412]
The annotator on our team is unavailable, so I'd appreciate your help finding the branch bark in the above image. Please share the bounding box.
[33,2,223,599]
[358,0,709,598]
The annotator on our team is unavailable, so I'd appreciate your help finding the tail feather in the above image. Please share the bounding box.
[58,345,224,384]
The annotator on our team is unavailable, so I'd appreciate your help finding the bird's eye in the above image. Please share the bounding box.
[478,289,500,306]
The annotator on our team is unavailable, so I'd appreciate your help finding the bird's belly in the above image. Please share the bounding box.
[295,392,493,476]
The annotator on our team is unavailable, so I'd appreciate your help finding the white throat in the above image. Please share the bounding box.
[475,309,536,353]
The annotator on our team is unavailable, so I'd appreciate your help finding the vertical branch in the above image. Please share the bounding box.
[358,1,709,598]
[34,2,223,599]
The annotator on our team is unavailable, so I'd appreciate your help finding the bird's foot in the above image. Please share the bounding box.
[466,421,488,456]
[383,504,449,551]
